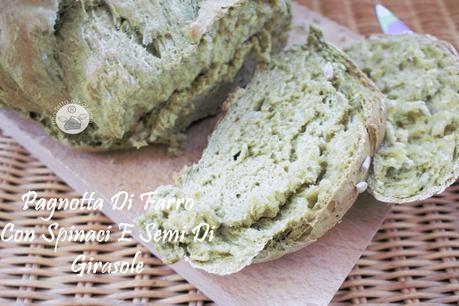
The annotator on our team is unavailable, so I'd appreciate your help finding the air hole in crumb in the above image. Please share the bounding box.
[146,41,161,58]
[307,192,319,209]
[233,151,241,161]
[29,112,40,120]
[387,167,397,179]
[445,124,455,135]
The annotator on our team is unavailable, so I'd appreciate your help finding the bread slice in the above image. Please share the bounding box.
[346,34,459,203]
[0,0,291,151]
[140,27,386,275]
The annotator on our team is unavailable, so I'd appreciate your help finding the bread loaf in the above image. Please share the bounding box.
[0,0,291,151]
[140,27,385,275]
[346,34,459,203]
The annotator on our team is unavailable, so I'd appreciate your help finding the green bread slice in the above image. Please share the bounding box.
[0,0,291,151]
[140,27,386,275]
[346,34,459,203]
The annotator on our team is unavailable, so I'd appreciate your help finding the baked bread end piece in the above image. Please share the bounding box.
[346,34,459,203]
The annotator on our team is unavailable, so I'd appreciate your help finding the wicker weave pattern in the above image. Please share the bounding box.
[1,1,459,304]
[0,135,210,305]
[299,0,459,50]
[1,133,458,305]
[333,192,459,304]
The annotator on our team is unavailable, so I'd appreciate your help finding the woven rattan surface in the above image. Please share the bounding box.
[0,134,211,305]
[1,0,459,305]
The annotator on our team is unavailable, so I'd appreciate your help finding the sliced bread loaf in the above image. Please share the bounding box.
[0,0,291,151]
[346,34,459,203]
[140,27,385,275]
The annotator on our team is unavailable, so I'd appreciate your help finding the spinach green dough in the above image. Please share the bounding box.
[346,34,459,203]
[140,27,385,275]
[0,0,291,151]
